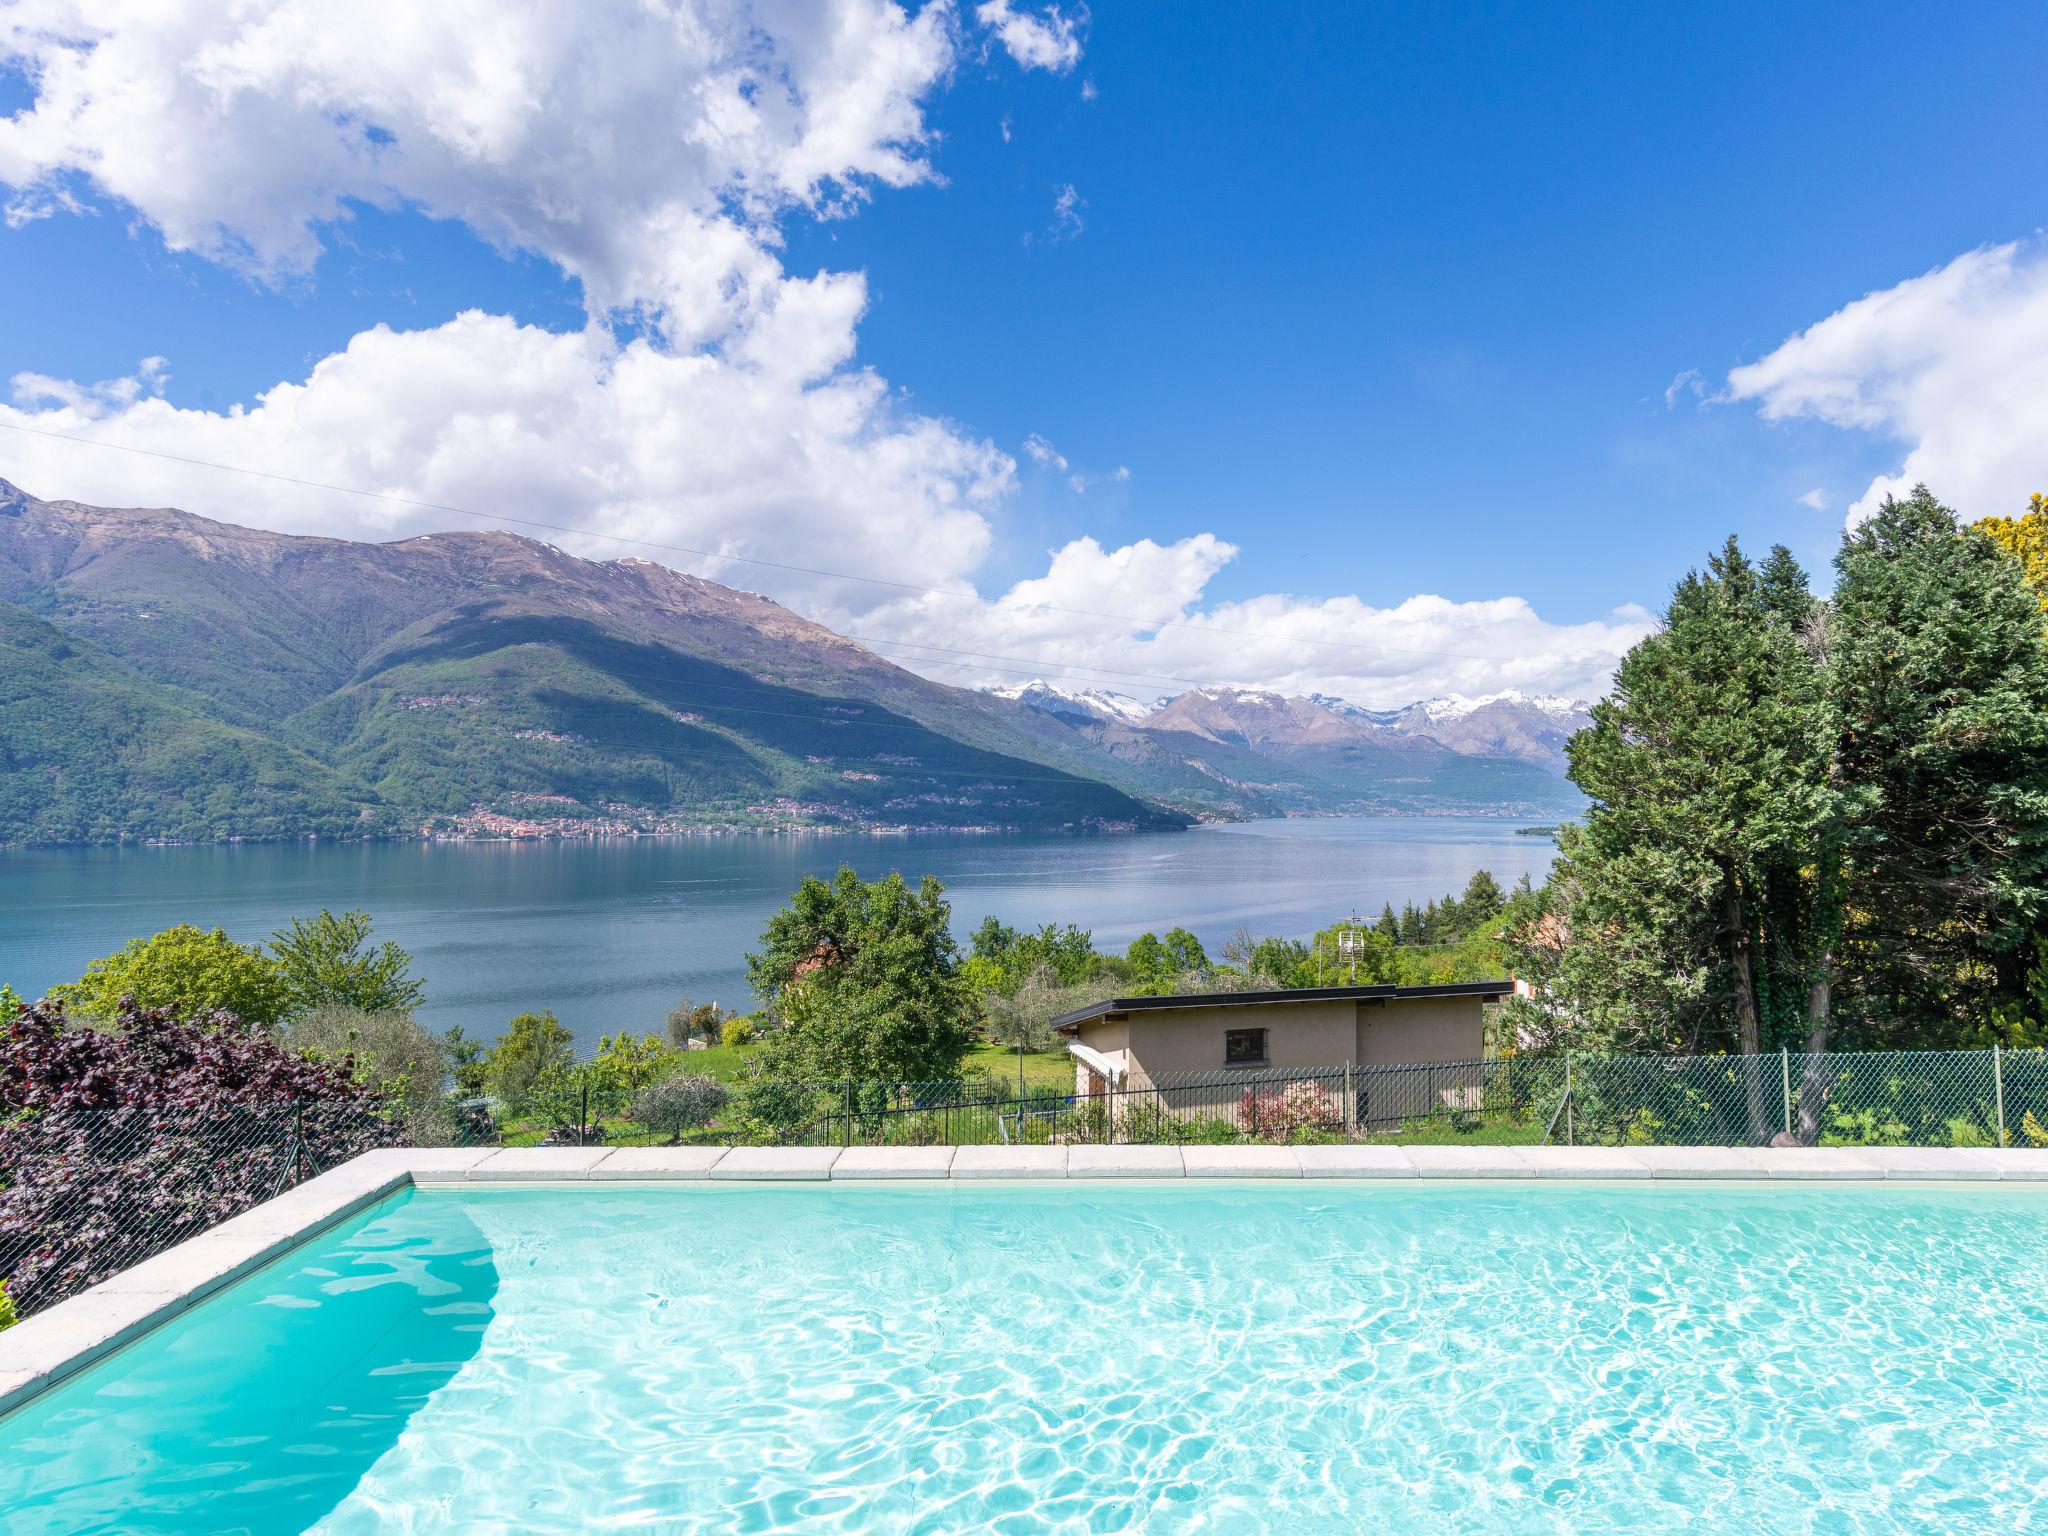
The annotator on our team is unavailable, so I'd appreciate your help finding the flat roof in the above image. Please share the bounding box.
[1052,979,1514,1032]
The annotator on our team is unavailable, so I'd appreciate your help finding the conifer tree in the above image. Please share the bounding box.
[1830,488,2048,1043]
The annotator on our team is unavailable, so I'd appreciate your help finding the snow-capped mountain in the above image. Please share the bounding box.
[1388,690,1593,772]
[987,679,1593,779]
[987,679,1157,727]
[1410,689,1588,724]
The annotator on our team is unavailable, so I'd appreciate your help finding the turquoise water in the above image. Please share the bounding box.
[6,1182,2045,1533]
[0,816,1557,1049]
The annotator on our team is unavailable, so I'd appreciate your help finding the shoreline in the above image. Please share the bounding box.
[3,803,1583,854]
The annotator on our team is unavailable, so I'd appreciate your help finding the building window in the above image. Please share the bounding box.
[1224,1027,1267,1066]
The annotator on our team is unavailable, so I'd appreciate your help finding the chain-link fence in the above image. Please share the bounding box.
[0,1098,404,1321]
[7,1049,2043,1323]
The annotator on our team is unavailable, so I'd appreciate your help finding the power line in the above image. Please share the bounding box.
[0,419,1575,667]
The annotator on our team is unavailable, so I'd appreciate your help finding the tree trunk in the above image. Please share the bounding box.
[1722,872,1769,1139]
[1794,957,1834,1145]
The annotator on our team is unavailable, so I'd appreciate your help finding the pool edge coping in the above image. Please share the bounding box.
[5,1142,2045,1419]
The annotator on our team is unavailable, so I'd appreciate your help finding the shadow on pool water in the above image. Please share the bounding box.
[0,1189,499,1536]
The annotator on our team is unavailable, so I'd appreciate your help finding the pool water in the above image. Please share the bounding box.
[4,1183,2046,1533]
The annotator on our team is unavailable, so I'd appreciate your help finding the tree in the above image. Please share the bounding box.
[748,868,978,1083]
[630,1074,731,1143]
[967,916,1099,994]
[1830,488,2048,1045]
[484,1011,576,1109]
[268,909,425,1017]
[59,925,289,1025]
[286,1005,447,1100]
[1562,538,1839,1088]
[982,964,1071,1057]
[1974,493,2048,607]
[440,1024,488,1098]
[1457,870,1507,930]
[593,1031,682,1095]
[665,998,728,1049]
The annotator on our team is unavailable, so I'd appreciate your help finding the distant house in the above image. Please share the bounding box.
[1053,981,1513,1096]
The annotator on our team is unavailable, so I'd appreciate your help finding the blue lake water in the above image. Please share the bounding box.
[5,1181,2045,1534]
[0,816,1556,1049]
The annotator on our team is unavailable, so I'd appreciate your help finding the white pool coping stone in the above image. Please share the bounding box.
[6,1142,2047,1419]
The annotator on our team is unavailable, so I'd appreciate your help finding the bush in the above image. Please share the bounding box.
[287,1006,447,1101]
[629,1075,732,1142]
[721,1017,757,1048]
[1240,1081,1341,1143]
[484,1011,575,1111]
[0,1279,16,1331]
[665,999,730,1049]
[0,997,400,1313]
[57,925,289,1025]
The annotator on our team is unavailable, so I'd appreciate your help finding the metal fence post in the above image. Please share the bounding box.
[1995,1044,2007,1148]
[1343,1061,1356,1139]
[1780,1047,1793,1138]
[844,1079,853,1147]
[1565,1060,1574,1148]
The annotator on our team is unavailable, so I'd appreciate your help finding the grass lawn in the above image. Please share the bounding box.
[1371,1114,1550,1146]
[651,1041,1071,1089]
[492,1043,1076,1145]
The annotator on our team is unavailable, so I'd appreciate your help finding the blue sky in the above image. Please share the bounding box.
[1,1,2044,704]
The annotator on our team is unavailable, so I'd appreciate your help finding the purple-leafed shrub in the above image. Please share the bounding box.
[0,996,404,1315]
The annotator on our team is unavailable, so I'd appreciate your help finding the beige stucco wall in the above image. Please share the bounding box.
[1356,995,1489,1066]
[1070,994,1491,1086]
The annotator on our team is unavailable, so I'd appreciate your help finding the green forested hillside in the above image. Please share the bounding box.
[0,480,1579,845]
[0,599,381,842]
[0,484,1181,843]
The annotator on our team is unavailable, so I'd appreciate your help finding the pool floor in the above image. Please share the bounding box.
[3,1181,2045,1533]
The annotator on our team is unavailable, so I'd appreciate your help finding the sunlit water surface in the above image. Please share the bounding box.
[4,1182,2046,1534]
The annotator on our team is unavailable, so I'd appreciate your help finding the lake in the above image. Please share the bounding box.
[0,817,1556,1050]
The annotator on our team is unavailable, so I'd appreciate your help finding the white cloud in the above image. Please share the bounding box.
[1726,239,2048,527]
[0,0,1647,711]
[0,316,1011,611]
[1021,432,1068,470]
[1662,368,1705,408]
[975,2,1084,74]
[0,0,956,343]
[1797,488,1830,511]
[851,535,1655,707]
[1038,181,1085,244]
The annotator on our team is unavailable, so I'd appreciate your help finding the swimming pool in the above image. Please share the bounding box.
[4,1181,2045,1533]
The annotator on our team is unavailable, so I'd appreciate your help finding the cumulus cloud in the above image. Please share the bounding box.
[1726,240,2048,527]
[0,0,1641,708]
[0,316,1011,610]
[0,0,955,343]
[849,535,1655,706]
[975,2,1085,74]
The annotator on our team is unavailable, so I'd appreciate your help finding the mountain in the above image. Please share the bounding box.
[0,481,1186,844]
[991,680,1591,779]
[987,683,1585,818]
[1384,690,1592,774]
[986,679,1156,727]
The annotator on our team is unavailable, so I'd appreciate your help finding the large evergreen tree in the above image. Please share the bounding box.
[1564,537,1838,1073]
[1829,488,2048,1045]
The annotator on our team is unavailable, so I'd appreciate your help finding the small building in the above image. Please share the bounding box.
[1053,980,1513,1096]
